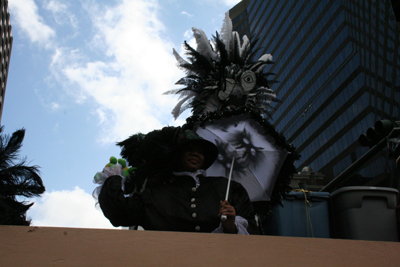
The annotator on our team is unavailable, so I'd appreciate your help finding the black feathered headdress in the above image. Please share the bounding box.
[164,14,279,119]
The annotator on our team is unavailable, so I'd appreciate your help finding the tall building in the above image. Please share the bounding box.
[0,0,12,124]
[229,0,400,190]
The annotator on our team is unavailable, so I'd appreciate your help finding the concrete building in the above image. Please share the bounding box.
[229,0,400,191]
[0,0,12,125]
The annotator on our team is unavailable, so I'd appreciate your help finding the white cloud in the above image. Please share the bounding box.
[180,11,193,18]
[43,0,67,13]
[43,0,78,28]
[51,102,60,110]
[183,29,192,39]
[8,0,55,48]
[34,87,65,113]
[52,122,59,133]
[50,0,185,143]
[28,186,115,229]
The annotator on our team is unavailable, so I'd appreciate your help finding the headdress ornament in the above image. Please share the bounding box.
[164,13,278,119]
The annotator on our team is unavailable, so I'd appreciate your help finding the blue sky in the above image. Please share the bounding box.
[4,0,241,228]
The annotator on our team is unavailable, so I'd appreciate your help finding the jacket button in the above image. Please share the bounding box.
[191,204,196,208]
[192,213,197,218]
[191,198,196,202]
[192,187,197,192]
[195,226,200,231]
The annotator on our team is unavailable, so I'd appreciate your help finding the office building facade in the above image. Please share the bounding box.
[229,0,400,189]
[0,0,12,124]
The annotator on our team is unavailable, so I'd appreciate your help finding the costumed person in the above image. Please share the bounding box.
[93,126,256,234]
[164,14,300,234]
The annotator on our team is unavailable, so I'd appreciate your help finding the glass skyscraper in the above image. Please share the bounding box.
[0,0,12,124]
[229,0,400,190]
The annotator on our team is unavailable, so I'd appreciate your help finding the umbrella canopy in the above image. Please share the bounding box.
[195,114,288,202]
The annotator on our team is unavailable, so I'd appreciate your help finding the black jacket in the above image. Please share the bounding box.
[99,174,256,233]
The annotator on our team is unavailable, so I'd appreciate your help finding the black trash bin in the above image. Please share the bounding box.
[330,186,399,242]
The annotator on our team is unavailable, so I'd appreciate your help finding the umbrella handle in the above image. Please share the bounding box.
[221,155,235,222]
[225,154,235,200]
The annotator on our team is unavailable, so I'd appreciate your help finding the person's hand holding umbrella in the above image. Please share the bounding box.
[218,150,239,233]
[219,200,237,233]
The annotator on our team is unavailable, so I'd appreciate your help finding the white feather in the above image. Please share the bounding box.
[232,31,241,57]
[254,54,274,73]
[258,54,273,62]
[173,48,189,66]
[240,35,250,58]
[171,94,193,119]
[220,13,232,53]
[192,27,217,61]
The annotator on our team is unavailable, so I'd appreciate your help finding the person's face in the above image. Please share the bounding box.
[178,144,205,172]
